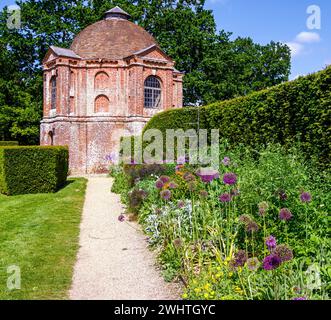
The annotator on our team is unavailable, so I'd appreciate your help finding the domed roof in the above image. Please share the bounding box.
[70,7,158,60]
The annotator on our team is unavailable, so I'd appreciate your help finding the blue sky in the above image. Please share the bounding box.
[1,0,331,79]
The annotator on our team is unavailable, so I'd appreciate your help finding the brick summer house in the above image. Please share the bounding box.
[40,6,183,174]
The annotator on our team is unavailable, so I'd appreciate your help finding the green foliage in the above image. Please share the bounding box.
[0,146,68,195]
[0,0,290,143]
[111,142,330,300]
[0,141,18,146]
[144,66,331,168]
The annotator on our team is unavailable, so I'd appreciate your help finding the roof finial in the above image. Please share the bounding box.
[104,6,131,20]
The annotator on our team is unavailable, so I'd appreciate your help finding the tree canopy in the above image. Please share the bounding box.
[0,0,291,144]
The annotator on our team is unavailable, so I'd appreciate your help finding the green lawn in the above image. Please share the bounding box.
[0,178,87,300]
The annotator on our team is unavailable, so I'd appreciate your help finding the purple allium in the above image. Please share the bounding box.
[196,168,220,183]
[155,179,164,189]
[300,191,312,203]
[183,172,195,182]
[169,182,178,189]
[187,181,197,192]
[292,297,308,301]
[279,208,293,221]
[222,157,231,166]
[239,214,252,225]
[246,221,259,233]
[230,189,240,197]
[231,250,248,268]
[177,200,185,209]
[173,238,182,248]
[160,175,170,183]
[219,193,232,203]
[160,189,171,201]
[258,201,269,216]
[274,244,293,262]
[246,257,260,271]
[266,236,277,251]
[263,254,281,271]
[118,214,125,222]
[223,172,238,185]
[278,190,288,201]
[199,190,209,198]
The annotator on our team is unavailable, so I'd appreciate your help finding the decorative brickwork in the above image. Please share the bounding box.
[40,7,183,174]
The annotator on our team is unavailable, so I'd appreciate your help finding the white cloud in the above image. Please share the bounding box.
[295,32,321,44]
[286,42,304,57]
[325,59,331,66]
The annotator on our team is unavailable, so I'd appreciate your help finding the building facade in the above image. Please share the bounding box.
[40,6,183,174]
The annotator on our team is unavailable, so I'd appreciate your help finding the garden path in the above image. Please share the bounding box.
[69,176,179,300]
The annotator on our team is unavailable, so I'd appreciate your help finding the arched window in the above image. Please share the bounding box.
[95,95,110,113]
[50,76,57,110]
[144,76,161,108]
[95,72,109,90]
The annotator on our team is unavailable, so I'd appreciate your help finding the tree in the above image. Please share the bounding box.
[0,0,291,143]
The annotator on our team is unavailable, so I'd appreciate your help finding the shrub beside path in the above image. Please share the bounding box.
[69,176,180,300]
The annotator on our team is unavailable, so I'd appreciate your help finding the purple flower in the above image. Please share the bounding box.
[278,190,288,201]
[169,182,178,189]
[223,172,237,185]
[263,254,281,271]
[160,189,171,201]
[292,297,308,301]
[266,236,277,251]
[222,157,231,166]
[300,192,312,203]
[196,168,220,183]
[183,172,195,182]
[239,214,252,224]
[177,200,185,209]
[258,201,269,216]
[246,221,259,233]
[231,250,248,268]
[199,190,209,198]
[230,189,240,197]
[279,208,293,221]
[155,180,164,189]
[160,175,170,183]
[118,214,125,222]
[274,244,293,262]
[219,193,232,203]
[246,257,260,271]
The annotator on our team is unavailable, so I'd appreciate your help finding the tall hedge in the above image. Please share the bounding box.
[0,146,69,195]
[0,141,19,146]
[144,66,331,167]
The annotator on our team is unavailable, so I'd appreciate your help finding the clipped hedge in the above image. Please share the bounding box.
[144,66,331,167]
[0,141,19,146]
[0,146,69,195]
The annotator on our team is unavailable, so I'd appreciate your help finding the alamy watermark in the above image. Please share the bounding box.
[6,265,21,290]
[307,5,321,30]
[6,5,21,30]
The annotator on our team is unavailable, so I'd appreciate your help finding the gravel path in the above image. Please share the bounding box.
[69,176,180,300]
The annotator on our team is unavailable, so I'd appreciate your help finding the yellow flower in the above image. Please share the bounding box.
[204,293,209,299]
[182,293,188,299]
[228,272,233,277]
[194,288,201,293]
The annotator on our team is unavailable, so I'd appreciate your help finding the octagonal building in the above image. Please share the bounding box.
[40,6,183,174]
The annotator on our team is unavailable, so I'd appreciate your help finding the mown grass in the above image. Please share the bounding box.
[0,178,87,300]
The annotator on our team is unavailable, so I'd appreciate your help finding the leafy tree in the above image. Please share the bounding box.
[0,0,291,143]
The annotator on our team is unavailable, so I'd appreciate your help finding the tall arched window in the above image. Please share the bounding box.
[95,72,109,90]
[50,76,57,110]
[95,95,110,113]
[144,76,161,108]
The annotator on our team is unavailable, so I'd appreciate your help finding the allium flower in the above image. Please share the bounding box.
[274,244,293,262]
[173,238,182,248]
[246,257,260,271]
[263,254,281,271]
[279,208,293,221]
[239,214,252,224]
[155,179,164,189]
[258,201,269,216]
[160,175,170,183]
[196,168,220,183]
[292,297,308,301]
[222,157,231,166]
[219,193,232,203]
[169,182,178,189]
[177,200,185,209]
[223,172,238,185]
[230,189,240,197]
[160,189,171,201]
[278,190,288,201]
[118,214,125,222]
[183,172,195,182]
[265,236,277,251]
[246,221,259,233]
[199,190,209,198]
[300,191,312,203]
[188,181,197,192]
[231,250,248,268]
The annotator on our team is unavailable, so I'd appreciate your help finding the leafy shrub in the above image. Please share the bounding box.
[0,146,68,195]
[0,141,19,146]
[144,66,331,168]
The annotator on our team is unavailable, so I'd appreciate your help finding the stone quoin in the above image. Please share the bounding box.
[40,6,183,174]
